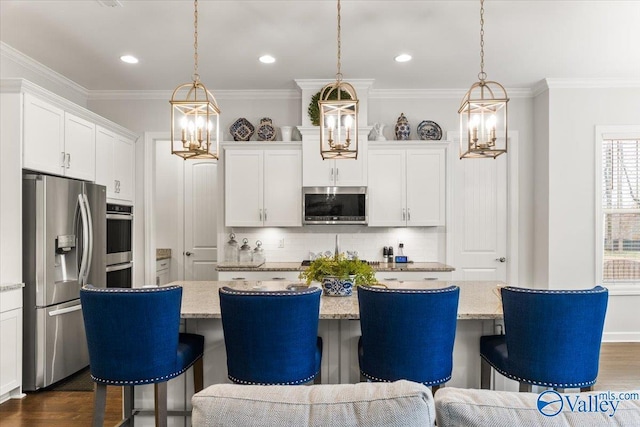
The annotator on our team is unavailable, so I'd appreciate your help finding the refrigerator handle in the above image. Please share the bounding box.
[83,193,94,284]
[77,194,90,286]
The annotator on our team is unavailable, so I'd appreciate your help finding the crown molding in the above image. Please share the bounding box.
[370,87,533,99]
[0,42,89,100]
[532,77,640,96]
[87,89,301,101]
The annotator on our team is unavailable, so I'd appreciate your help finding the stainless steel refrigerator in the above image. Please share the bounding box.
[22,173,106,391]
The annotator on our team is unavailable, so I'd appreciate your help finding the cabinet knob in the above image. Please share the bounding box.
[496,257,506,263]
[185,251,193,256]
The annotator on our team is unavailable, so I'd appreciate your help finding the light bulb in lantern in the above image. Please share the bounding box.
[486,115,497,143]
[180,116,188,142]
[469,115,480,143]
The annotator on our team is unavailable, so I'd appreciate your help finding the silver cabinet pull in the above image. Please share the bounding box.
[185,251,193,256]
[335,168,339,182]
[402,208,406,221]
[264,209,268,221]
[330,168,334,182]
[407,208,411,221]
[66,153,71,169]
[496,257,506,263]
[259,209,263,221]
[61,152,66,168]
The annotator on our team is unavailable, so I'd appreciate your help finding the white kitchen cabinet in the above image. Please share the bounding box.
[375,271,452,282]
[23,94,96,181]
[156,259,171,286]
[301,133,367,187]
[0,287,22,403]
[225,145,301,227]
[96,126,135,202]
[368,143,447,227]
[217,271,301,281]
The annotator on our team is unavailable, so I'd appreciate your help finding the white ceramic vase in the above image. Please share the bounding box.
[280,126,293,142]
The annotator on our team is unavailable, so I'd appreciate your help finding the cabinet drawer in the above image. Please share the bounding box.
[0,288,22,313]
[156,259,170,272]
[375,271,452,283]
[217,271,301,282]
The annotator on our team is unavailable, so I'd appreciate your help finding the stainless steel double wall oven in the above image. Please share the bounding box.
[106,203,133,288]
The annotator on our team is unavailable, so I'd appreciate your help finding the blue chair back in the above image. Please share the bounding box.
[219,287,322,385]
[357,285,460,385]
[80,285,183,385]
[501,286,608,386]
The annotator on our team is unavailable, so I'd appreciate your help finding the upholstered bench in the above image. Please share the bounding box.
[191,380,435,427]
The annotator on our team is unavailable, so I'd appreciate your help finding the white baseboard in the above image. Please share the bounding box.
[602,332,640,342]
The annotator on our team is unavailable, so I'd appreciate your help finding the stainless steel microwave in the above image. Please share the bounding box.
[303,187,367,225]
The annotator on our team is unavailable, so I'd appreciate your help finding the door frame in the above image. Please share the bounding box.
[446,131,519,286]
[142,131,171,286]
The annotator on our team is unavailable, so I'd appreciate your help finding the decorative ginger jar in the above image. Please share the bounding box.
[321,276,355,297]
[394,113,410,140]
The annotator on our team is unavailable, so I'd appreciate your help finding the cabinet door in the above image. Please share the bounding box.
[0,307,22,397]
[225,149,264,226]
[64,113,95,181]
[264,149,302,227]
[113,135,134,202]
[406,148,446,226]
[367,149,406,226]
[302,136,335,186]
[23,93,65,176]
[95,126,115,196]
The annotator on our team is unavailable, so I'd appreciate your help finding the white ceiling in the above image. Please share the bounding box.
[1,1,639,92]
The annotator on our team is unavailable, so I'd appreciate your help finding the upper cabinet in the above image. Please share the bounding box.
[2,80,137,203]
[368,142,447,227]
[95,126,135,202]
[23,94,96,181]
[225,143,302,227]
[299,128,368,187]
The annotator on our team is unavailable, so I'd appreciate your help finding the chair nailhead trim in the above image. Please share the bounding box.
[503,286,607,295]
[92,353,203,386]
[359,286,458,295]
[220,287,321,297]
[82,285,182,293]
[480,354,596,388]
[228,370,319,385]
[360,371,451,386]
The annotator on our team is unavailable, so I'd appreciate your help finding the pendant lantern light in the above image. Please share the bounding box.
[319,0,359,160]
[459,0,509,159]
[170,0,221,160]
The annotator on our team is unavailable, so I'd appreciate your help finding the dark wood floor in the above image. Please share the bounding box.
[1,343,639,427]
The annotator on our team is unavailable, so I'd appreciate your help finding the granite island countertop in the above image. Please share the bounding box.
[216,262,455,272]
[176,280,502,320]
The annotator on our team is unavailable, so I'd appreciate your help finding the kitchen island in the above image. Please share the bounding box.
[132,280,504,426]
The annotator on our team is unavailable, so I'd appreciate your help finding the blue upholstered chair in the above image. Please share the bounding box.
[80,285,204,427]
[480,286,608,392]
[357,285,460,392]
[219,286,323,385]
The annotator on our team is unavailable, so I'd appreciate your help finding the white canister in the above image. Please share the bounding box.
[280,126,293,142]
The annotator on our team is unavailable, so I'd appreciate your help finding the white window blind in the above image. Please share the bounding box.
[602,139,640,283]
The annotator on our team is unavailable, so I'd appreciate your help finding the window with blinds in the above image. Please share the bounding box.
[602,139,640,283]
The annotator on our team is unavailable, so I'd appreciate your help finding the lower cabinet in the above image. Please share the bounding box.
[375,271,452,282]
[156,259,171,286]
[217,271,301,281]
[0,288,22,403]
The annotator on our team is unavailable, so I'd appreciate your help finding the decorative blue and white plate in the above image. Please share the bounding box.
[417,120,442,140]
[230,118,255,141]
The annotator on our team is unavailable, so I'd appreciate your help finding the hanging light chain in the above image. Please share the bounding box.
[193,0,200,82]
[478,0,486,82]
[336,0,343,82]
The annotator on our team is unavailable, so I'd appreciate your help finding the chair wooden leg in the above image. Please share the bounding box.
[193,357,204,393]
[480,358,491,389]
[313,369,322,384]
[580,386,593,392]
[519,382,532,392]
[431,384,443,395]
[122,385,134,425]
[154,382,168,427]
[92,383,107,427]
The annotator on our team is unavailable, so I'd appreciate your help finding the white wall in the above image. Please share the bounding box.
[536,84,640,341]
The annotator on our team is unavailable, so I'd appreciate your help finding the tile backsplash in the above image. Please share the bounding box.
[220,226,446,263]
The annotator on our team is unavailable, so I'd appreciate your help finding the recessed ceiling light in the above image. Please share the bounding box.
[259,55,276,64]
[120,55,139,64]
[395,54,412,63]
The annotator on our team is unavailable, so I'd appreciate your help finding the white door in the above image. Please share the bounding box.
[184,159,219,281]
[452,150,507,281]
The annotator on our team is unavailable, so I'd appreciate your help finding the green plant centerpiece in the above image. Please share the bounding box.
[299,253,377,297]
